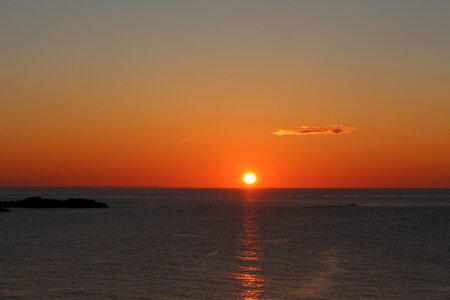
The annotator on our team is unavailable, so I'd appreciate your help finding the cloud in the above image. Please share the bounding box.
[273,125,355,136]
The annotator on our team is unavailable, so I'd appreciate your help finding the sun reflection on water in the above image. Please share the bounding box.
[231,192,265,300]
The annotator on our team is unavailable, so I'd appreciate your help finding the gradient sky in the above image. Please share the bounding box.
[1,0,449,187]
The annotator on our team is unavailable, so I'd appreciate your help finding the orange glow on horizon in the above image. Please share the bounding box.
[1,2,449,188]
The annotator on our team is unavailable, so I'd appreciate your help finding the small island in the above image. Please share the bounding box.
[0,197,109,209]
[0,207,10,212]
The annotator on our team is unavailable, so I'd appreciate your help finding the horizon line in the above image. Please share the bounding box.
[0,186,449,189]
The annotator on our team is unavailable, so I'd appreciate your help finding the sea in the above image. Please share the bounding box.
[1,188,449,299]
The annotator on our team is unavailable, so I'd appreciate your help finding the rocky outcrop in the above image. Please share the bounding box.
[0,197,109,208]
[0,207,10,212]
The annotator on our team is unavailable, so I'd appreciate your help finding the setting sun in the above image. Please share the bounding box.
[243,173,257,185]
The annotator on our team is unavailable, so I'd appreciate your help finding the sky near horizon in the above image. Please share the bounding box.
[1,0,449,187]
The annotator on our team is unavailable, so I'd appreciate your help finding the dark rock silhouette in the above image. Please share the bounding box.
[0,207,10,212]
[0,197,109,208]
[347,203,357,207]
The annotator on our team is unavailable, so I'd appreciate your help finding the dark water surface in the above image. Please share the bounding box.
[1,188,449,299]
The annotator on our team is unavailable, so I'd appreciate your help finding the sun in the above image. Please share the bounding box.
[243,172,257,185]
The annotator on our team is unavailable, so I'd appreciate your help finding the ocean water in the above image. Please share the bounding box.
[1,188,449,299]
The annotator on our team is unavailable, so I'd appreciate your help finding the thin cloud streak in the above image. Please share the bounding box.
[273,125,355,136]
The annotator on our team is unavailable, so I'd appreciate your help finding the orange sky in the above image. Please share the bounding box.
[1,1,449,187]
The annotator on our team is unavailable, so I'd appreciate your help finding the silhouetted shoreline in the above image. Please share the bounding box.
[0,197,108,209]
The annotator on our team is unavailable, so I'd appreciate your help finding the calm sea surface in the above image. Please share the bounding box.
[1,188,449,299]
